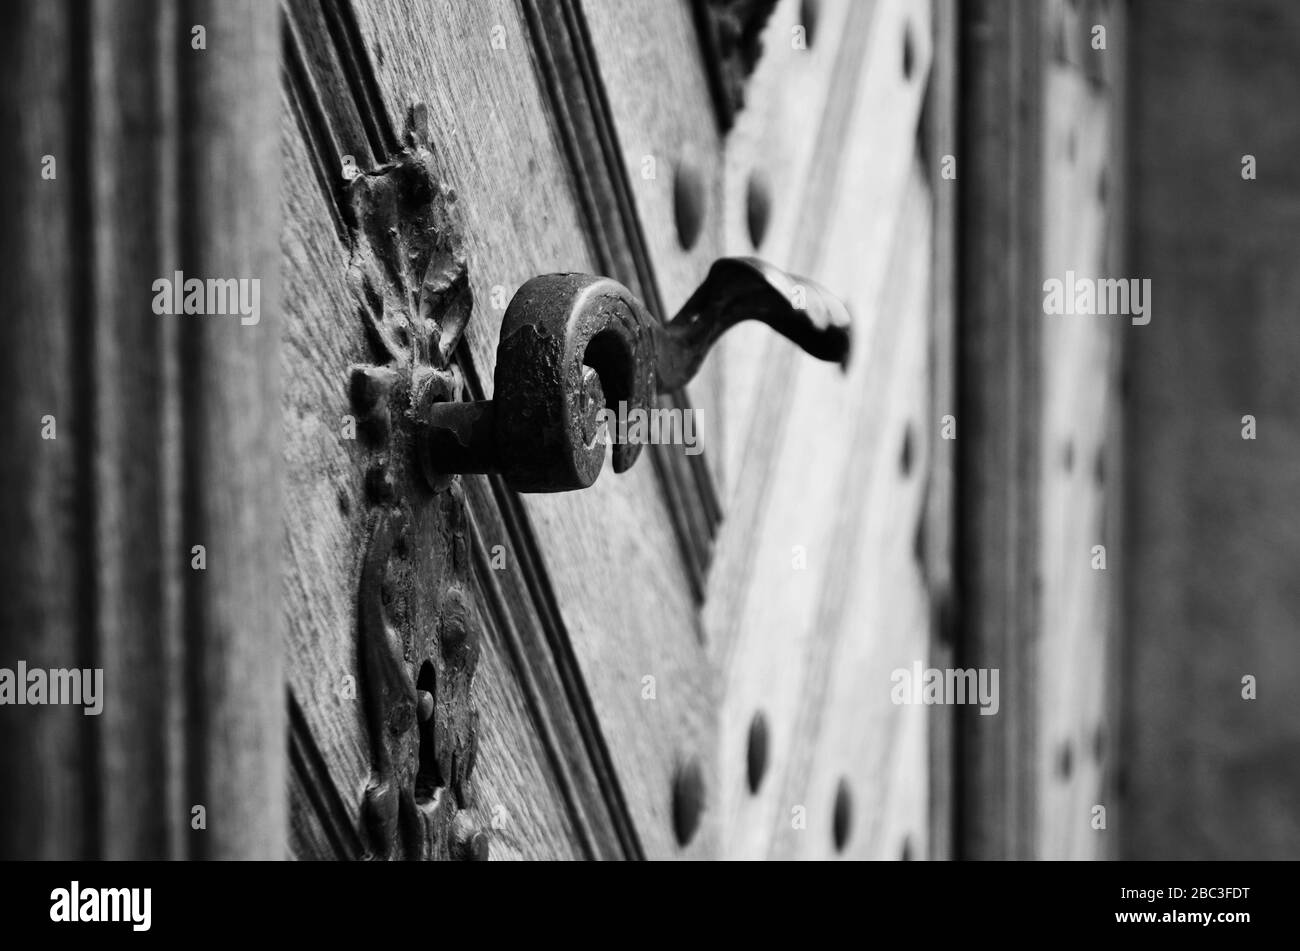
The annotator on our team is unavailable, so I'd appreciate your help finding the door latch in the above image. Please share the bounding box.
[422,257,851,492]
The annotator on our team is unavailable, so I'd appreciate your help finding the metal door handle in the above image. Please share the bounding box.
[422,257,851,492]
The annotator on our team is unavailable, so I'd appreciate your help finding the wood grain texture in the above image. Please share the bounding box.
[176,0,285,862]
[713,0,872,510]
[535,0,945,859]
[523,0,722,603]
[707,0,937,860]
[352,0,719,859]
[1123,0,1300,860]
[0,0,283,860]
[766,166,934,860]
[282,0,717,859]
[580,0,728,488]
[281,0,627,860]
[284,0,957,861]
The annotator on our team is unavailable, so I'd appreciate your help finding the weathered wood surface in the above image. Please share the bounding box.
[281,0,634,859]
[525,0,722,602]
[580,0,727,489]
[282,0,958,860]
[0,0,1144,863]
[704,0,939,860]
[282,0,729,858]
[0,0,283,860]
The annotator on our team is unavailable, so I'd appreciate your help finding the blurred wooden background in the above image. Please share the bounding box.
[1123,0,1300,860]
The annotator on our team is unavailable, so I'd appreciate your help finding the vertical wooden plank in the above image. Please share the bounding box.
[710,0,936,861]
[0,0,282,859]
[957,0,1044,861]
[959,0,1127,860]
[1035,0,1126,861]
[0,0,87,860]
[90,0,181,860]
[179,0,284,861]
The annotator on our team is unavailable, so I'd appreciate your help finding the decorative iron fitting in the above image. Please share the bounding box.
[692,0,781,131]
[347,104,487,861]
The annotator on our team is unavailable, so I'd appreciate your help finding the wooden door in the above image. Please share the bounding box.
[280,0,952,861]
[2,0,1138,864]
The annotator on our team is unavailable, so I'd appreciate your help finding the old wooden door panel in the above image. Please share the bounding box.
[547,0,944,858]
[353,0,716,857]
[576,0,728,474]
[713,0,878,503]
[521,0,944,859]
[702,0,938,858]
[283,0,716,859]
[958,0,1126,861]
[1037,0,1123,859]
[714,165,935,859]
[524,0,725,603]
[283,0,953,861]
[1,0,1147,865]
[282,0,617,859]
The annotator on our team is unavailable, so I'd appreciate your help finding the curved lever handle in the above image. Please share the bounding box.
[655,257,850,390]
[422,257,851,493]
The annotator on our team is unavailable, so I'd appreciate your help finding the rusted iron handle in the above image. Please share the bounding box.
[422,257,851,493]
